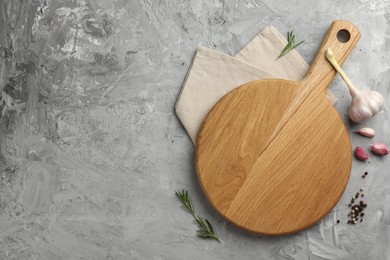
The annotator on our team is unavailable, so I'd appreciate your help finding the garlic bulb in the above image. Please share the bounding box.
[348,87,384,123]
[326,48,384,123]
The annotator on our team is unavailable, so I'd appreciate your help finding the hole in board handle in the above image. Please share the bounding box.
[337,29,351,43]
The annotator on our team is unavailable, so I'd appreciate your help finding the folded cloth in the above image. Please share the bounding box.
[175,26,336,144]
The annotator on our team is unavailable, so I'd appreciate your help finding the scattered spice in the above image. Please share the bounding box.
[346,186,368,225]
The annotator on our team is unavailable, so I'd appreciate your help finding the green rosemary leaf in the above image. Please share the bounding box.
[198,230,213,238]
[176,189,196,214]
[195,216,208,230]
[176,189,221,242]
[205,219,214,232]
[198,229,221,241]
[276,31,304,60]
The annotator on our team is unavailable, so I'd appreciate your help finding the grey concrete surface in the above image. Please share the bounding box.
[0,0,390,259]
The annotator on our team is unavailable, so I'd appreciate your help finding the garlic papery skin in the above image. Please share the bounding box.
[326,48,384,123]
[370,143,389,155]
[348,90,384,123]
[354,127,375,137]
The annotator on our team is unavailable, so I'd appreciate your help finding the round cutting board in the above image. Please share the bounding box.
[195,21,360,235]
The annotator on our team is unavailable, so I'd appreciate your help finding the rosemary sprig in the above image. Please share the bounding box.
[276,31,304,60]
[176,190,221,242]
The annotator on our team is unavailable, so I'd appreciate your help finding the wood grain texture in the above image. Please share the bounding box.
[195,20,361,235]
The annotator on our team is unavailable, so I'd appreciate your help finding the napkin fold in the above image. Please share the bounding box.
[176,26,336,144]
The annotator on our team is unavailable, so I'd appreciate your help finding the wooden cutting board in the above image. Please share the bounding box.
[195,20,360,235]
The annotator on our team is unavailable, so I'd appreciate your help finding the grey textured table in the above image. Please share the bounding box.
[1,0,389,259]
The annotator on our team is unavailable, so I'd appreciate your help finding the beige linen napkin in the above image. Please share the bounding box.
[175,26,336,144]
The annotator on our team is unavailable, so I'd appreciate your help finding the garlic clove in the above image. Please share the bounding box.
[370,143,389,156]
[355,146,369,161]
[354,127,375,138]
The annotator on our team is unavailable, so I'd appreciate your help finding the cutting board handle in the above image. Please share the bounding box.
[302,20,360,95]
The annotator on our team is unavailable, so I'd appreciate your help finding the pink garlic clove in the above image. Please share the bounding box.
[354,127,375,138]
[370,143,389,156]
[355,146,369,161]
